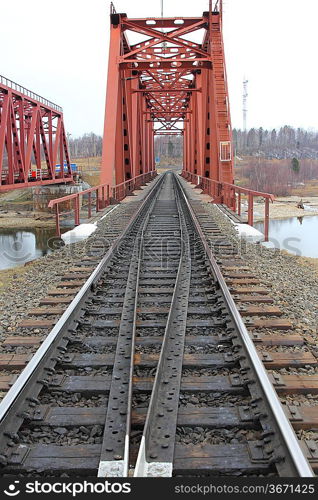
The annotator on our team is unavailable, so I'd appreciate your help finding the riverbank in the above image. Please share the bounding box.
[251,196,318,222]
[0,211,56,228]
[0,187,55,229]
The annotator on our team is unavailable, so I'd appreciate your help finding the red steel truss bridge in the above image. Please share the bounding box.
[0,1,273,238]
[0,75,72,191]
[101,0,234,189]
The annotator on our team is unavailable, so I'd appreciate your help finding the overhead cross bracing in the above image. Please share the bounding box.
[101,2,234,187]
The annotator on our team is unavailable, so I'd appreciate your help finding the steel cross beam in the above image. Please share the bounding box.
[101,5,234,187]
[0,75,72,191]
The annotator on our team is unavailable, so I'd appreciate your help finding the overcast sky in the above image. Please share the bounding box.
[1,0,317,136]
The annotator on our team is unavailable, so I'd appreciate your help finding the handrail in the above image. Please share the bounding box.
[0,74,62,113]
[111,172,156,201]
[182,170,274,241]
[48,171,157,237]
[48,184,109,208]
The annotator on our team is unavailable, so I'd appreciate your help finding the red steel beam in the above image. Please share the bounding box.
[0,75,72,191]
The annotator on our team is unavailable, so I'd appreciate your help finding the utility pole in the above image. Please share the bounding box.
[243,78,248,132]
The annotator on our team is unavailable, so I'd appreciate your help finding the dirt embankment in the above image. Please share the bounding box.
[0,187,55,228]
[0,211,55,228]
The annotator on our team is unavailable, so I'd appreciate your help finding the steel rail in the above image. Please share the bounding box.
[175,174,314,477]
[97,231,143,477]
[0,174,164,429]
[98,178,164,477]
[134,175,191,477]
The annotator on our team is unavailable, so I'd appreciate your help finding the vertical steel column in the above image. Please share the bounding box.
[195,72,205,178]
[55,205,61,238]
[88,192,92,219]
[130,78,139,179]
[96,189,100,212]
[210,7,234,184]
[238,191,241,216]
[248,192,254,227]
[100,13,123,187]
[151,124,154,172]
[74,195,80,226]
[183,126,187,174]
[264,197,270,242]
[141,97,147,173]
[207,70,220,188]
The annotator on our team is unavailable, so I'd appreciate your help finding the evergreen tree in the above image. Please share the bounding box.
[291,157,300,174]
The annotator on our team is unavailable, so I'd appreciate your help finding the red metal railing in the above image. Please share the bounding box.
[48,171,157,237]
[110,171,156,202]
[182,171,274,241]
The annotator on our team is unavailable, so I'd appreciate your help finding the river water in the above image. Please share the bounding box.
[1,216,317,271]
[255,216,318,258]
[0,227,64,270]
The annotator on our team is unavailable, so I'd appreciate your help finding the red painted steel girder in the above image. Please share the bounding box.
[0,75,72,191]
[101,4,234,186]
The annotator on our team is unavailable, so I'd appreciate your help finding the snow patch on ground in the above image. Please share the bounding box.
[61,223,97,244]
[213,205,264,243]
[234,223,264,243]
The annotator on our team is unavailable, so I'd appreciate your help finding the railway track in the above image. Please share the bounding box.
[0,172,315,477]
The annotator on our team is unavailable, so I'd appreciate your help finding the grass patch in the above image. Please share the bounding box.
[0,262,36,294]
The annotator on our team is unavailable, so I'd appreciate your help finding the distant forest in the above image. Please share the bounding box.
[233,126,318,160]
[69,126,318,161]
[69,133,102,159]
[68,128,318,195]
[68,133,183,160]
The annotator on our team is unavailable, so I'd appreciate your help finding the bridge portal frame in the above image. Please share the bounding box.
[101,2,234,188]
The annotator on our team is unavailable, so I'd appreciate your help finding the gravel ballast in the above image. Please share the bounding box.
[179,176,318,422]
[0,180,160,348]
[1,174,318,417]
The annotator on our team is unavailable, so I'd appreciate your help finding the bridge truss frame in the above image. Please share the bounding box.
[101,1,234,189]
[0,76,72,191]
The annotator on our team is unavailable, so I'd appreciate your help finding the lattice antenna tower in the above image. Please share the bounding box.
[160,1,167,51]
[243,78,248,131]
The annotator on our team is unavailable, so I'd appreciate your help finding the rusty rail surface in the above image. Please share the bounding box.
[182,171,274,241]
[48,171,157,237]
